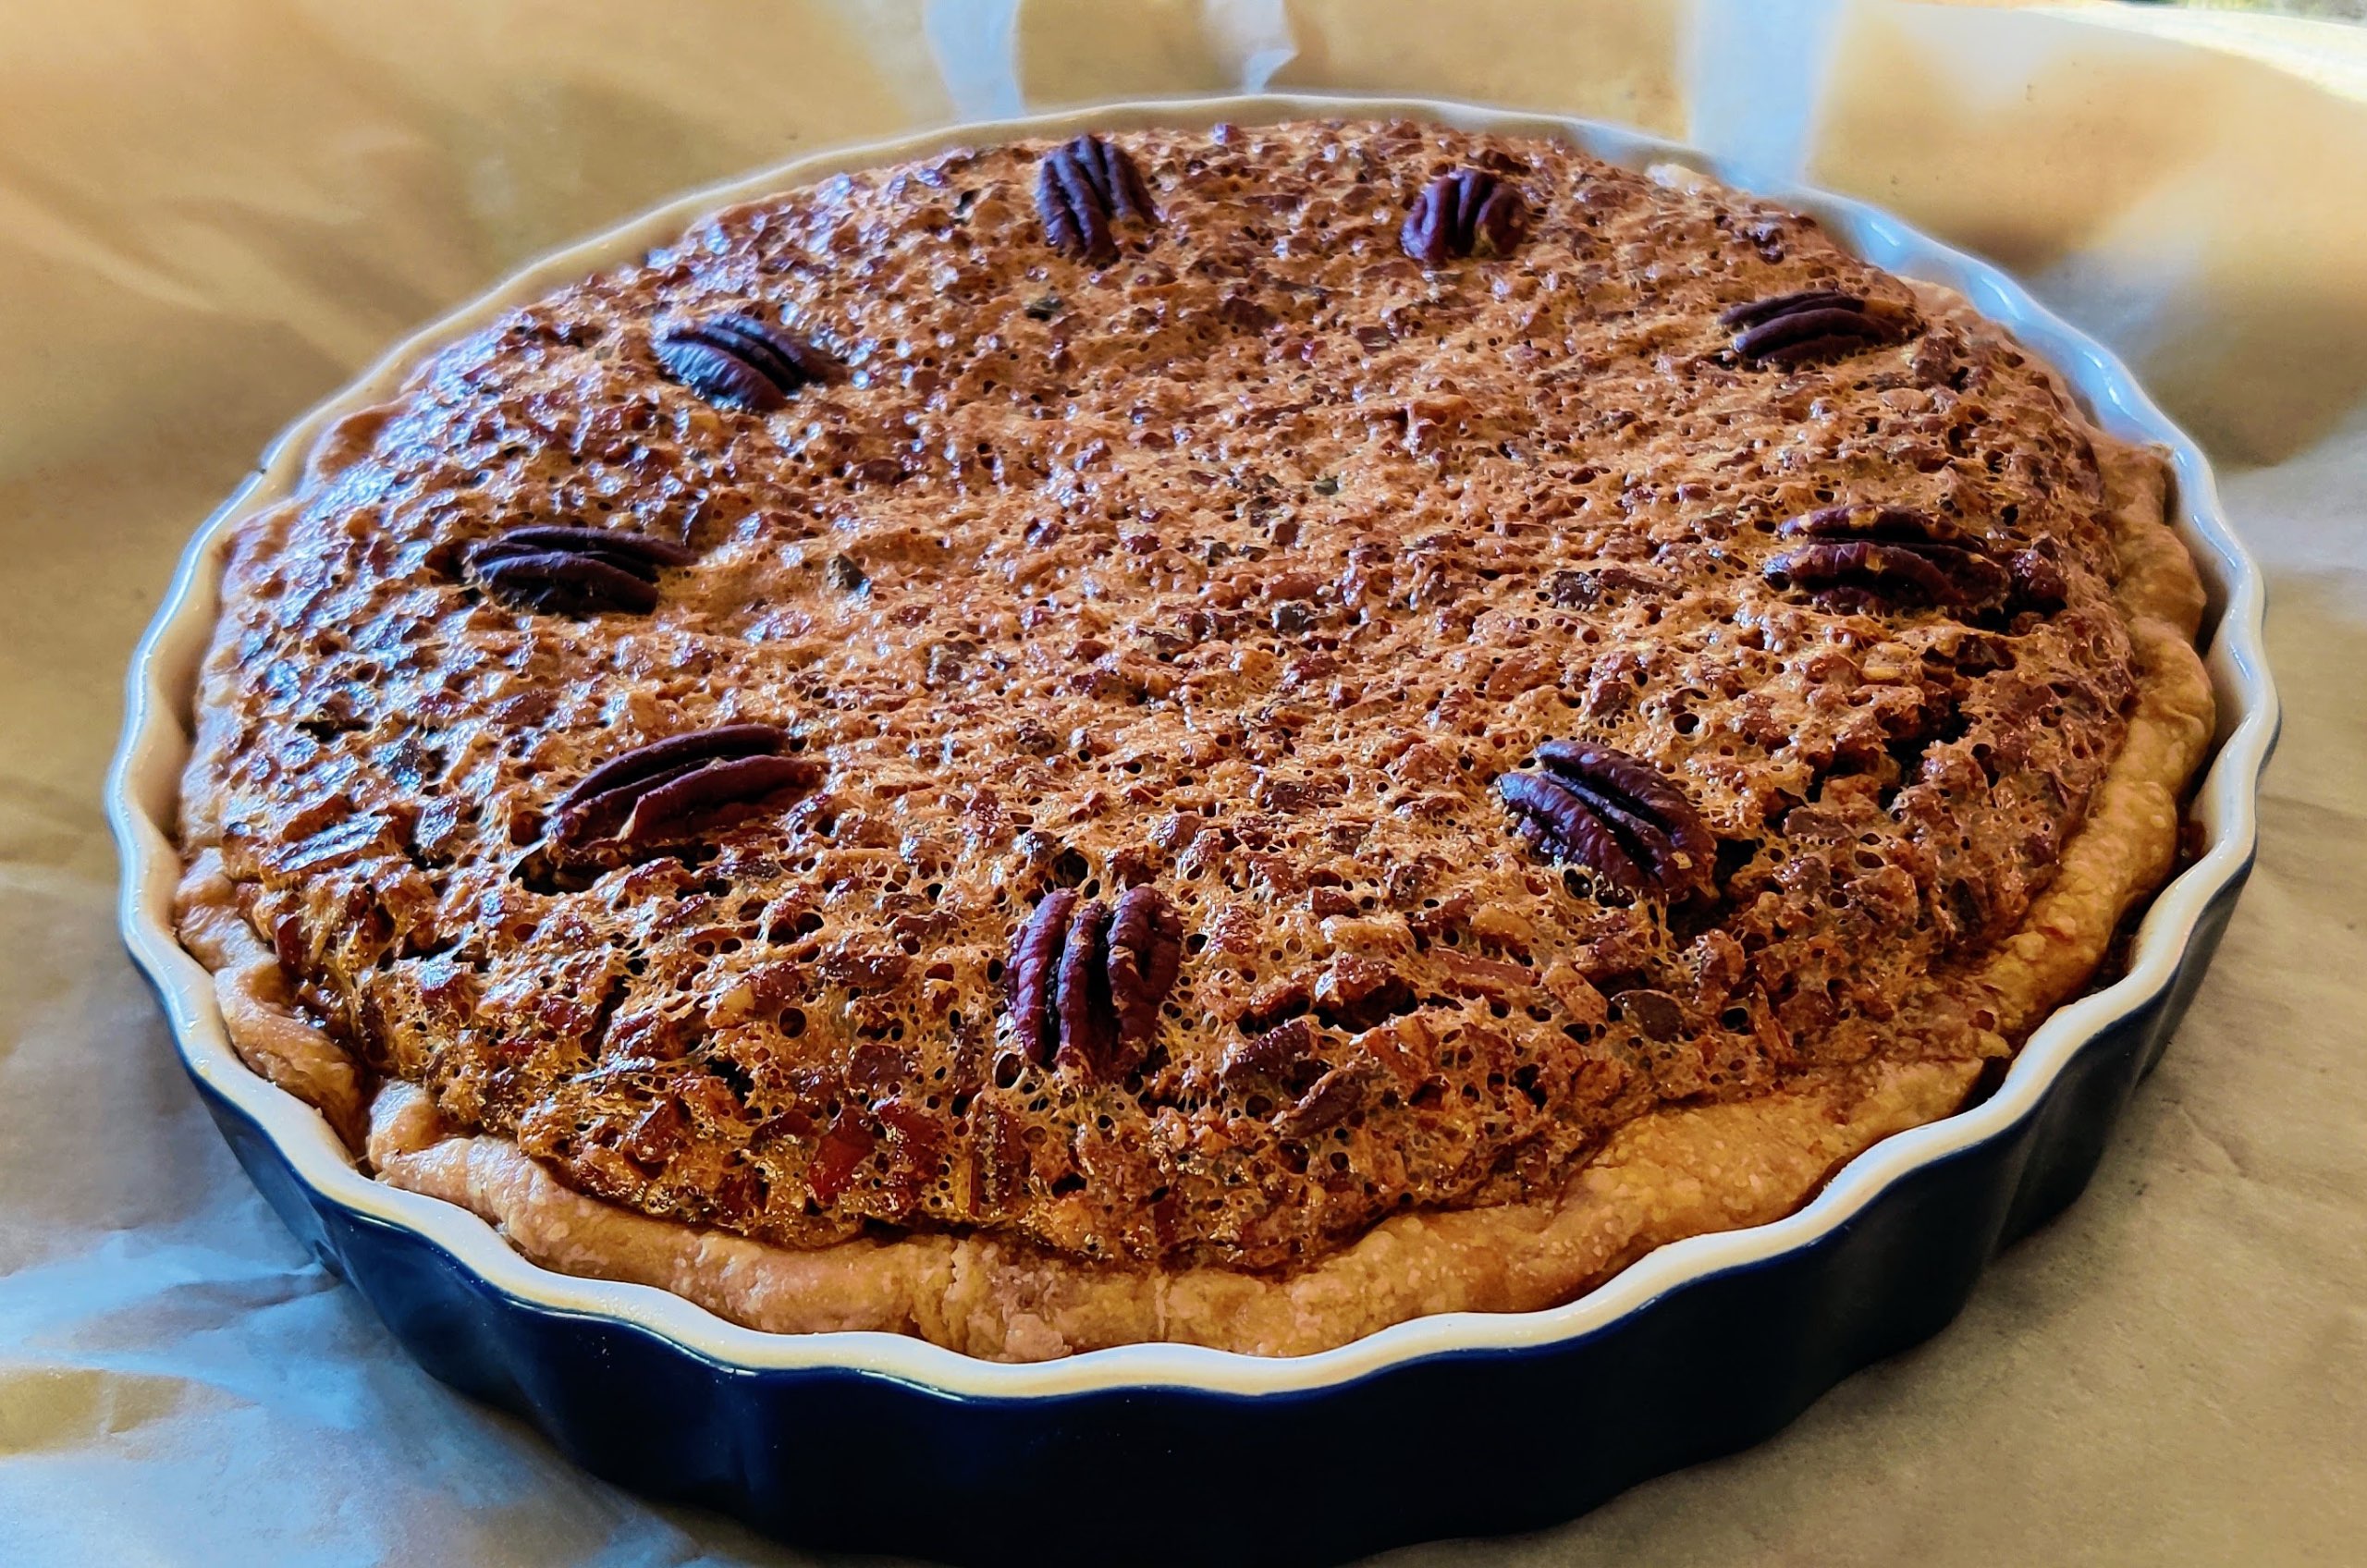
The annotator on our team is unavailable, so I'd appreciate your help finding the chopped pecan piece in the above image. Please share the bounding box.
[1400,169,1529,265]
[823,553,868,594]
[1438,950,1537,1002]
[466,525,694,617]
[1222,1015,1320,1087]
[545,725,821,863]
[1007,884,1184,1078]
[1544,564,1668,608]
[1275,1060,1380,1139]
[1613,987,1686,1041]
[804,1109,876,1206]
[1237,976,1312,1035]
[1036,135,1156,264]
[1720,288,1907,367]
[1496,741,1716,900]
[655,313,834,410]
[1312,954,1417,1034]
[619,1098,688,1170]
[2008,545,2067,612]
[968,1094,1033,1217]
[1764,505,2011,612]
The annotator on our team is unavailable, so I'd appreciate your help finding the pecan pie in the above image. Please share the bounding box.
[173,119,2214,1361]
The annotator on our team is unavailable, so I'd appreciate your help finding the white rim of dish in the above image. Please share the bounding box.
[108,93,2278,1402]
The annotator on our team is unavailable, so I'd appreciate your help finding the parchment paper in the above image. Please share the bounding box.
[4,2,2362,1562]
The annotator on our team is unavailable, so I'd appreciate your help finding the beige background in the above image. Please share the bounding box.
[3,1,2363,1562]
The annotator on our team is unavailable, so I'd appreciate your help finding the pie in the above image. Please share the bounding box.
[173,119,2214,1361]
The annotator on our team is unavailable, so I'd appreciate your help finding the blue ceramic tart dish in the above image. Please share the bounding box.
[112,95,2275,1564]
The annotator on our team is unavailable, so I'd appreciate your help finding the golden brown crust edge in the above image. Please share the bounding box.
[169,305,2214,1360]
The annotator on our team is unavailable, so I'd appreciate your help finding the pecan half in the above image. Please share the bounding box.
[467,525,695,616]
[1036,135,1156,264]
[1496,741,1716,900]
[546,725,821,861]
[614,755,823,847]
[1055,897,1119,1073]
[655,313,834,410]
[1400,169,1528,265]
[1105,884,1184,1050]
[1007,884,1182,1077]
[1764,505,2011,612]
[1007,888,1077,1067]
[1720,288,1906,367]
[556,724,786,811]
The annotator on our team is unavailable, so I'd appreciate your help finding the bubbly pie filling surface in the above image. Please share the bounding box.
[174,120,2213,1359]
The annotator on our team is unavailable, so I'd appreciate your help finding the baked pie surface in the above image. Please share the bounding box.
[173,119,2213,1360]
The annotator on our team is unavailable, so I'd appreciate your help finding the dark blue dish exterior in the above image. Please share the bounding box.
[177,847,2251,1568]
